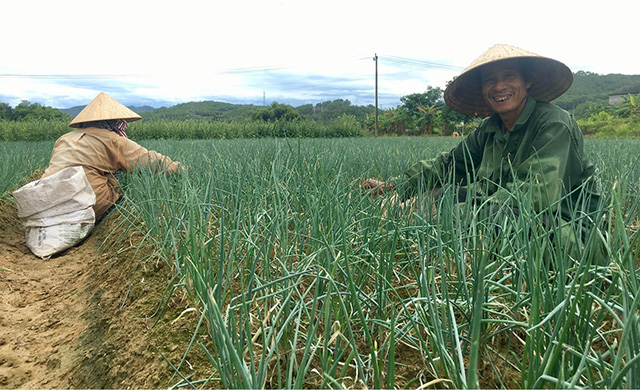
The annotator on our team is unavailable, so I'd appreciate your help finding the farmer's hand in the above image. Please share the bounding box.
[362,179,393,196]
[380,193,399,217]
[385,195,438,217]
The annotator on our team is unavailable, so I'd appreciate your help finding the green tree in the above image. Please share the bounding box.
[0,102,12,120]
[12,101,71,121]
[416,104,440,135]
[297,104,314,116]
[400,87,443,118]
[379,107,410,135]
[314,99,352,120]
[250,102,299,122]
[272,102,299,121]
[439,104,475,136]
[299,100,375,122]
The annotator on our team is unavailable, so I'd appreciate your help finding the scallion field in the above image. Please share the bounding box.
[2,137,638,389]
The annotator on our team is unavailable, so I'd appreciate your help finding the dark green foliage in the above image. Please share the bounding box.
[0,103,12,120]
[0,102,72,141]
[139,99,374,124]
[250,102,299,122]
[298,99,375,122]
[365,87,478,136]
[9,101,71,121]
[439,104,473,135]
[400,87,442,114]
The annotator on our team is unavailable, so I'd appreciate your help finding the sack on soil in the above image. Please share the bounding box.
[12,166,96,259]
[24,223,95,259]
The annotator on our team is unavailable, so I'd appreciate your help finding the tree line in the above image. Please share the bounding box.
[0,101,71,121]
[2,71,639,140]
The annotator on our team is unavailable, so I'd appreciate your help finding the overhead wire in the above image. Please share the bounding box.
[235,54,461,92]
[0,74,138,79]
[380,55,464,71]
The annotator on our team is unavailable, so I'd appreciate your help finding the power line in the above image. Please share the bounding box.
[381,55,463,71]
[0,74,139,79]
[221,65,289,74]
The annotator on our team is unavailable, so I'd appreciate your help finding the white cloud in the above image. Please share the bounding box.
[2,0,638,108]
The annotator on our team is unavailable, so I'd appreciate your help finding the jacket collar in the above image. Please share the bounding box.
[485,97,537,134]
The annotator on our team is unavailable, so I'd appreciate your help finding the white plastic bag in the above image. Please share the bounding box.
[12,166,96,259]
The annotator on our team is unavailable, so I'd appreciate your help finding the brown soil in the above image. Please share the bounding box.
[0,198,209,388]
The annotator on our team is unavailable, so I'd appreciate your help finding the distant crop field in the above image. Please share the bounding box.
[0,140,52,196]
[3,137,639,388]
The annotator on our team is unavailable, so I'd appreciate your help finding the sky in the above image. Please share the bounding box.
[1,0,638,110]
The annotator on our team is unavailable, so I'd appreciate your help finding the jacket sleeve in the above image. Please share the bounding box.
[393,129,486,201]
[118,138,181,173]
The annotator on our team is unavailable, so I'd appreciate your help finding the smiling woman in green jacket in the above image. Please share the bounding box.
[362,44,603,257]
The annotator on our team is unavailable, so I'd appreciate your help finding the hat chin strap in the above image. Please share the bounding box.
[85,119,129,138]
[112,119,129,138]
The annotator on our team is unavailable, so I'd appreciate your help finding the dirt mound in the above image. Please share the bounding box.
[0,198,209,388]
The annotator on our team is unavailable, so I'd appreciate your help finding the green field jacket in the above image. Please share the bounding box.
[394,98,602,224]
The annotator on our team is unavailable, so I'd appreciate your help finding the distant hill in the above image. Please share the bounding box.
[60,105,156,117]
[140,99,375,122]
[141,101,259,121]
[554,71,640,117]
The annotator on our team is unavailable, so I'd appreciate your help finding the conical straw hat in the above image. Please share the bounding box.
[69,92,141,128]
[443,44,573,116]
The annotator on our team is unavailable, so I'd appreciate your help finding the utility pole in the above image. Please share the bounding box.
[374,53,378,137]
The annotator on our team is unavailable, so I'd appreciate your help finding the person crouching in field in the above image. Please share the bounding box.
[362,44,606,263]
[42,92,183,221]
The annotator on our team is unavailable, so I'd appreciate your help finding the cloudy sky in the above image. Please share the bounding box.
[1,0,637,109]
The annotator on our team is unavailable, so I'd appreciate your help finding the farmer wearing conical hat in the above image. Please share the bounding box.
[363,44,602,242]
[42,92,182,220]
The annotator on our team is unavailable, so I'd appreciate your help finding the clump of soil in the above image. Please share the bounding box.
[0,198,211,388]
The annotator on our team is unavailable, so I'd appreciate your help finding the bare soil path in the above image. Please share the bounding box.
[0,198,205,388]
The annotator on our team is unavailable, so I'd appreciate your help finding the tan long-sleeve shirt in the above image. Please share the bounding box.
[42,127,180,219]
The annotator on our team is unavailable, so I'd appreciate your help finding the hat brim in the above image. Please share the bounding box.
[69,92,142,128]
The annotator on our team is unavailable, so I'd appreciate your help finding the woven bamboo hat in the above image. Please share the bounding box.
[443,44,573,116]
[69,92,141,128]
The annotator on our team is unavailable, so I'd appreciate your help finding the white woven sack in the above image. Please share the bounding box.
[23,208,95,228]
[12,166,97,259]
[25,223,94,259]
[12,166,96,220]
